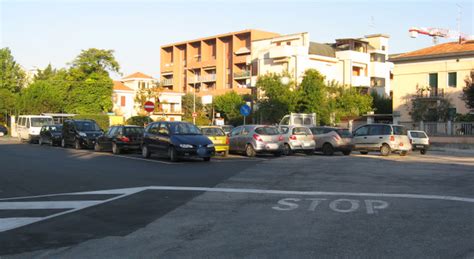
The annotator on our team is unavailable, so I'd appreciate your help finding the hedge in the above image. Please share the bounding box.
[126,116,153,127]
[73,114,110,130]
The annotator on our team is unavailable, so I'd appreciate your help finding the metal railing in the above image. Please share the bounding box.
[233,70,251,79]
[399,121,474,136]
[414,88,445,98]
[161,78,173,86]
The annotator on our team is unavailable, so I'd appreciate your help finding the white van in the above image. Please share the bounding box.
[16,115,54,142]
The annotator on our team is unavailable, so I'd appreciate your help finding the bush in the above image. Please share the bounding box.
[126,116,153,126]
[73,114,110,130]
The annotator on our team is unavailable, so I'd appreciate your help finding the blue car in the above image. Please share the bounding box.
[142,121,215,162]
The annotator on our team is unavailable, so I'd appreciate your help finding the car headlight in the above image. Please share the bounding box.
[207,143,214,148]
[78,132,87,137]
[179,144,193,149]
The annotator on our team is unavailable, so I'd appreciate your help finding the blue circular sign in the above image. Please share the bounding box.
[240,104,251,116]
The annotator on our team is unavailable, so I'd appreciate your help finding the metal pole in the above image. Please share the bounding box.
[193,78,196,125]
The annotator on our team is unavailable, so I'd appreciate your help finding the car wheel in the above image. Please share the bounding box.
[380,144,391,156]
[360,151,368,155]
[169,146,178,162]
[322,143,334,156]
[342,150,352,156]
[112,143,121,155]
[203,157,211,162]
[400,151,408,156]
[420,149,426,155]
[94,142,102,152]
[142,145,151,158]
[38,137,43,146]
[245,144,256,157]
[74,139,81,150]
[283,144,292,156]
[61,138,66,148]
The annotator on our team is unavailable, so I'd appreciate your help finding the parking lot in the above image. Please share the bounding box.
[0,138,473,258]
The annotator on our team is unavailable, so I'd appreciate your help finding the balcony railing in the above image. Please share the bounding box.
[155,108,183,114]
[414,88,445,99]
[233,70,251,79]
[188,74,216,83]
[161,78,173,86]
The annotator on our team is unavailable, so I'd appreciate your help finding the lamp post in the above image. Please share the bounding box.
[193,75,196,125]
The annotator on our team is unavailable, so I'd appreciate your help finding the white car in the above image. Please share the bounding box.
[407,130,430,155]
[16,115,54,143]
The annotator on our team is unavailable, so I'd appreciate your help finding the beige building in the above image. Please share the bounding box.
[113,72,184,121]
[160,29,279,97]
[391,41,474,124]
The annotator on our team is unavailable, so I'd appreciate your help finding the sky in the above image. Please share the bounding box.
[1,0,473,80]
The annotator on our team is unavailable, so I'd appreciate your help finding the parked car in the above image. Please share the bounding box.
[0,125,8,136]
[200,126,229,156]
[352,124,411,156]
[94,125,144,154]
[408,130,430,154]
[220,125,234,136]
[229,125,283,157]
[279,125,315,155]
[61,119,103,149]
[310,126,353,156]
[39,124,63,146]
[142,121,215,162]
[16,115,54,143]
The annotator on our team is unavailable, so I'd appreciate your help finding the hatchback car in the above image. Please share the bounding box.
[279,125,315,155]
[229,125,283,157]
[94,125,144,154]
[352,124,411,156]
[408,130,430,154]
[39,124,63,146]
[61,119,103,149]
[310,127,353,156]
[200,126,229,156]
[142,121,215,162]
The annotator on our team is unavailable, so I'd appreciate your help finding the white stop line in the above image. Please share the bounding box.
[0,186,473,232]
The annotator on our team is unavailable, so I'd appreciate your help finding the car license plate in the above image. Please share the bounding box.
[416,145,424,148]
[303,142,311,147]
[266,144,278,150]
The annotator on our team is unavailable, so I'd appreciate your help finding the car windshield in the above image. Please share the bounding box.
[221,126,233,132]
[393,126,407,135]
[75,121,101,131]
[410,131,427,138]
[125,127,144,135]
[336,129,352,138]
[171,123,202,135]
[50,125,62,132]
[31,118,53,127]
[255,127,279,135]
[201,127,226,136]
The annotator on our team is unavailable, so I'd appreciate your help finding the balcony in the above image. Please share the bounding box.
[188,74,216,84]
[233,70,251,79]
[154,108,183,115]
[201,58,216,68]
[233,55,249,64]
[414,88,445,99]
[161,78,173,86]
[161,63,173,73]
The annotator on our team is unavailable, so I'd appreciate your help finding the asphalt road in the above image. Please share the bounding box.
[0,138,473,258]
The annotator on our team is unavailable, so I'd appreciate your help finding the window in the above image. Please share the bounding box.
[279,127,289,134]
[230,127,242,137]
[393,126,407,136]
[108,127,118,137]
[381,46,386,51]
[354,126,369,136]
[120,96,126,107]
[371,77,386,87]
[370,53,386,62]
[158,123,170,135]
[293,127,311,135]
[255,127,279,135]
[286,41,291,46]
[352,66,361,76]
[369,125,391,135]
[448,72,457,87]
[276,42,281,46]
[429,73,438,88]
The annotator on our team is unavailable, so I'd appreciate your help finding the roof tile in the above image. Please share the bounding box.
[393,41,474,59]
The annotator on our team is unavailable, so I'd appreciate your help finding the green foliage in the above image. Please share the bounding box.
[134,83,163,115]
[0,48,26,93]
[65,73,113,114]
[370,91,392,114]
[214,91,245,125]
[332,87,373,122]
[70,48,120,77]
[17,81,64,114]
[73,114,110,130]
[0,89,17,116]
[410,98,453,122]
[462,71,474,110]
[126,116,153,126]
[182,93,210,125]
[295,69,330,124]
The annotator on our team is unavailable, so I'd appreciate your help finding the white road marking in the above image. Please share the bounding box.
[1,185,473,232]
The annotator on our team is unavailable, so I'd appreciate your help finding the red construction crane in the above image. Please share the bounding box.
[409,26,474,44]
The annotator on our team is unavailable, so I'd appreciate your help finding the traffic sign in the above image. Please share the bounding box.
[144,101,155,112]
[240,104,251,117]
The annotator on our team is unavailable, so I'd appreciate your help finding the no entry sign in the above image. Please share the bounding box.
[144,101,155,112]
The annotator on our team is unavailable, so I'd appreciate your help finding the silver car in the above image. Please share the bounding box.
[310,127,353,156]
[408,130,430,155]
[279,125,315,155]
[352,124,412,156]
[229,125,284,157]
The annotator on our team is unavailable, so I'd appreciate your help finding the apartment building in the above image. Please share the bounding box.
[160,29,279,97]
[390,41,474,123]
[251,32,392,96]
[112,72,184,121]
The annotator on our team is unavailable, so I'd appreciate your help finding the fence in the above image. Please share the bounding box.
[398,121,474,136]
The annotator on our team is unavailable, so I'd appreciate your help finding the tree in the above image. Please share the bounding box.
[214,91,245,125]
[371,91,392,114]
[34,64,56,81]
[462,70,474,111]
[295,69,331,124]
[0,48,26,93]
[410,98,453,122]
[134,82,163,115]
[333,86,373,121]
[182,93,209,125]
[17,81,64,114]
[70,48,120,77]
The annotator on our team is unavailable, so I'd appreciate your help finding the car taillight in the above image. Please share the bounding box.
[289,135,297,140]
[278,135,284,141]
[120,136,130,142]
[333,135,341,142]
[226,137,229,145]
[390,135,395,142]
[253,134,263,142]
